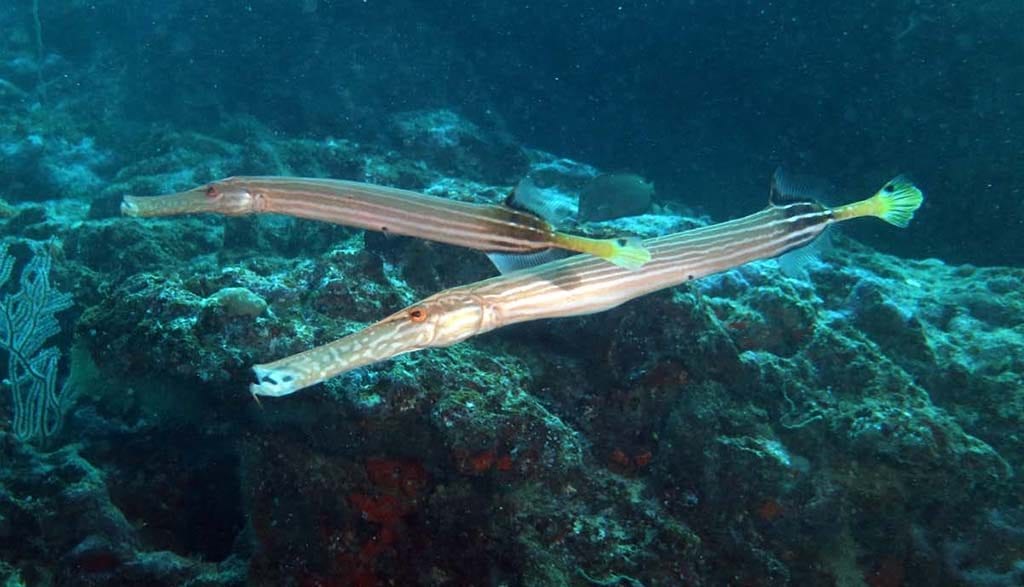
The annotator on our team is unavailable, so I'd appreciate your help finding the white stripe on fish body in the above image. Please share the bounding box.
[648,205,828,249]
[479,211,790,302]
[262,180,555,250]
[488,216,826,324]
[250,198,835,397]
[277,196,548,252]
[274,195,496,236]
[488,207,821,301]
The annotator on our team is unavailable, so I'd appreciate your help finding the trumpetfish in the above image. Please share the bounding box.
[250,173,924,398]
[121,176,651,270]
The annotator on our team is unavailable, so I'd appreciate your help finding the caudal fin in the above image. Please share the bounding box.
[871,176,924,227]
[602,236,653,270]
[554,233,652,270]
[832,176,924,227]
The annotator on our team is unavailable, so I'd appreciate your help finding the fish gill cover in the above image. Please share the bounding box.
[0,1,1021,586]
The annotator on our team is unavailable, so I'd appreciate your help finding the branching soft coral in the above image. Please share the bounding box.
[32,0,45,101]
[0,241,76,443]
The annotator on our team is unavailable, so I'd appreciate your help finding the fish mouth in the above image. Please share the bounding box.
[250,364,301,398]
[120,197,141,217]
[249,314,436,398]
[120,190,212,217]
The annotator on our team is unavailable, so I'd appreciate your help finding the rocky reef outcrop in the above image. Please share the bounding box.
[0,114,1021,586]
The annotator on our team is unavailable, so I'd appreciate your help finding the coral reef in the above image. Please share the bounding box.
[0,66,1020,582]
[0,431,246,586]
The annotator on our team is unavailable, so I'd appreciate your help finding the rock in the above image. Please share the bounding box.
[387,109,529,183]
[1,124,1020,583]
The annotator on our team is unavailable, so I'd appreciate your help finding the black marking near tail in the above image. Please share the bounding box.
[779,202,834,233]
[503,187,521,209]
[505,177,550,218]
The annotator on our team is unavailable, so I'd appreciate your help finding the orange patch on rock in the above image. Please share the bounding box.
[756,498,784,521]
[365,457,428,497]
[633,450,653,468]
[349,493,408,526]
[496,454,514,472]
[610,448,630,467]
[470,450,496,473]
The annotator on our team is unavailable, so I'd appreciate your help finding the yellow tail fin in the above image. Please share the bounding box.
[832,176,924,227]
[554,233,652,270]
[602,236,653,270]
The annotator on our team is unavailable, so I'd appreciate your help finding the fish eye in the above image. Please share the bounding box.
[408,307,428,323]
[205,185,219,199]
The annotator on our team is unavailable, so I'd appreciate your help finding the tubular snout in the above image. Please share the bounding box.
[121,178,260,218]
[248,292,494,398]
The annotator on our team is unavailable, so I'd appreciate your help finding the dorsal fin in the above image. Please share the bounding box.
[486,249,571,275]
[505,177,572,224]
[769,167,831,206]
[502,186,521,209]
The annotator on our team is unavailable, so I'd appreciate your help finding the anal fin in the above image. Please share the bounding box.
[777,231,832,279]
[487,249,572,274]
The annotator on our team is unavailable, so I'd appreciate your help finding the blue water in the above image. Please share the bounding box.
[1,2,1022,586]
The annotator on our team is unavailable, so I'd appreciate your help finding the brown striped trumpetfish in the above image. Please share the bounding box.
[121,176,651,269]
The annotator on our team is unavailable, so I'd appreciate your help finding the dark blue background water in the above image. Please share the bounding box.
[2,3,1023,585]
[2,0,1022,265]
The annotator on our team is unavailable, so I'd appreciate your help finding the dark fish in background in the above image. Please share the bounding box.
[578,173,654,222]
